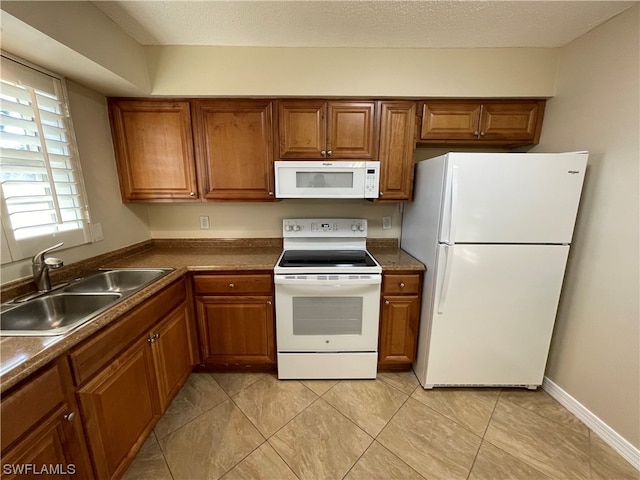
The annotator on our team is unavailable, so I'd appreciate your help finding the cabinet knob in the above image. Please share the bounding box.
[385,300,390,305]
[268,192,274,196]
[64,412,76,422]
[320,150,326,156]
[379,192,384,196]
[474,131,479,136]
[229,283,235,288]
[327,150,332,156]
[399,282,405,288]
[148,336,156,344]
[480,131,486,136]
[154,333,160,340]
[267,300,272,305]
[189,191,196,197]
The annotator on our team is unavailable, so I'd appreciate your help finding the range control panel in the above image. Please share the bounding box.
[282,218,368,238]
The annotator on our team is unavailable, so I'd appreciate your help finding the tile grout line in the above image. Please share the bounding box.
[464,388,504,480]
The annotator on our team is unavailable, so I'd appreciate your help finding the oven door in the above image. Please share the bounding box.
[274,274,381,352]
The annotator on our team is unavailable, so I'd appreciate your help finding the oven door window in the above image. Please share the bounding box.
[292,296,363,335]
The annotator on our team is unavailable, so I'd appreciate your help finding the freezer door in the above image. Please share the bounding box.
[422,243,570,387]
[440,152,587,244]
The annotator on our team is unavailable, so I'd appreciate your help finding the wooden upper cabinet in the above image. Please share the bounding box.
[108,99,198,202]
[419,99,545,146]
[192,99,276,201]
[276,100,377,160]
[377,101,417,202]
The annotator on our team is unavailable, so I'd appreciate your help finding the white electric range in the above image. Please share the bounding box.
[274,218,382,379]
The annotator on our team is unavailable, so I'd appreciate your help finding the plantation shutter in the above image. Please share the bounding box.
[0,55,90,261]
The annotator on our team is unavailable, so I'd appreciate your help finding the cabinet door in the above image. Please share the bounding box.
[193,100,276,200]
[151,304,194,411]
[327,101,377,159]
[479,101,544,143]
[276,100,326,159]
[1,360,93,479]
[108,100,198,201]
[378,295,420,368]
[419,101,481,141]
[2,406,80,479]
[77,337,159,480]
[196,295,275,365]
[377,101,416,201]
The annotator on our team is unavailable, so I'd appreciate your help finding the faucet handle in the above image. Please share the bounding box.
[33,242,64,264]
[44,257,64,269]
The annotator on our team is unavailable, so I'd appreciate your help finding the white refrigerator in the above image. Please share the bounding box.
[401,152,588,389]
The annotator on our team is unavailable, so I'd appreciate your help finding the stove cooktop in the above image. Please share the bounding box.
[277,249,378,268]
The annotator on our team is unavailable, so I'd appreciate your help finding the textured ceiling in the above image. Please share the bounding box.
[92,1,636,48]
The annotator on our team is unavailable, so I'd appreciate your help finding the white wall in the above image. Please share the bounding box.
[533,5,640,449]
[0,81,152,283]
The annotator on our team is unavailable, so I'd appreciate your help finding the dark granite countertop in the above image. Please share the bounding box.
[0,239,424,392]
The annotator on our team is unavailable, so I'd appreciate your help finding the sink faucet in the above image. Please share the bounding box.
[32,242,64,292]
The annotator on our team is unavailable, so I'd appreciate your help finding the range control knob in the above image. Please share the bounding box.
[351,224,358,232]
[358,224,365,232]
[292,224,301,232]
[284,224,292,232]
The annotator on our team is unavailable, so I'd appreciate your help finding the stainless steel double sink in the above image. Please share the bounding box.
[0,268,174,336]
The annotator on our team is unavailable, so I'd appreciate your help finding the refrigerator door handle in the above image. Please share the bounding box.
[437,245,454,314]
[448,166,459,245]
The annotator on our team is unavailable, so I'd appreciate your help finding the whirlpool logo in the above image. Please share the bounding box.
[568,170,581,174]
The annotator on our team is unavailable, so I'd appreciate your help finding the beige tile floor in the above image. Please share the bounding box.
[123,372,638,480]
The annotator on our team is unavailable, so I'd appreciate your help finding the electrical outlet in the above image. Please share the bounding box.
[382,216,392,230]
[199,216,210,230]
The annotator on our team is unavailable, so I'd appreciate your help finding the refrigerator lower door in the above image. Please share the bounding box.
[422,243,570,388]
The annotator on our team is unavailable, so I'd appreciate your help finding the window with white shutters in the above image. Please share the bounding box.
[0,54,91,263]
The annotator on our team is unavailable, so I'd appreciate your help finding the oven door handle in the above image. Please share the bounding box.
[274,275,381,286]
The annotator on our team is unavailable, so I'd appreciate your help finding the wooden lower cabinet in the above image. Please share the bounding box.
[193,273,276,370]
[77,337,159,480]
[70,278,194,480]
[152,304,194,411]
[1,359,93,479]
[378,272,423,370]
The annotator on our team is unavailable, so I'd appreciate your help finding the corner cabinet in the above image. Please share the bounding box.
[108,99,199,202]
[275,100,378,160]
[377,101,417,202]
[193,273,276,370]
[418,99,546,146]
[378,272,422,370]
[192,100,276,201]
[1,359,93,479]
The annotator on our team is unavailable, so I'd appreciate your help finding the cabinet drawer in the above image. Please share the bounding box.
[382,274,421,295]
[1,362,65,450]
[193,274,272,295]
[69,278,186,386]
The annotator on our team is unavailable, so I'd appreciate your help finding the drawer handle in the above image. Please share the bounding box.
[64,412,76,422]
[229,283,235,288]
[399,282,405,288]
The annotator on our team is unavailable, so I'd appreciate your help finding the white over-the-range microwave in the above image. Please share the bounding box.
[274,161,380,199]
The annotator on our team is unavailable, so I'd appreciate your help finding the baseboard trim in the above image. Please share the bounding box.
[542,376,639,471]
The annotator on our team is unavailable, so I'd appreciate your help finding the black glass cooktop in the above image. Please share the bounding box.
[278,250,377,268]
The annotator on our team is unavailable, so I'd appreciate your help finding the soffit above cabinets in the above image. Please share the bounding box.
[92,1,636,48]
